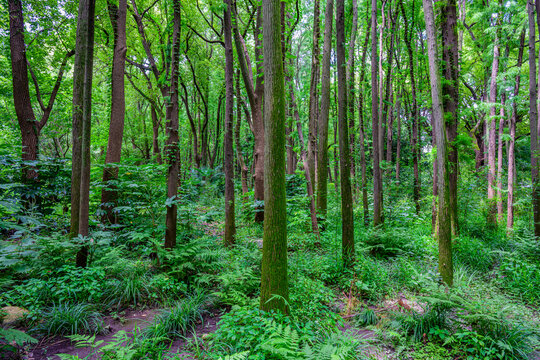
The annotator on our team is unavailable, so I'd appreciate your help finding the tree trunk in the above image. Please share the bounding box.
[395,90,401,179]
[223,0,236,246]
[441,0,460,234]
[164,0,181,249]
[316,0,334,217]
[101,0,127,225]
[8,0,38,182]
[358,11,371,226]
[72,0,96,268]
[424,0,452,287]
[150,104,162,163]
[528,0,540,238]
[260,0,288,314]
[507,28,525,231]
[347,0,359,182]
[336,0,355,268]
[235,71,250,201]
[371,0,383,227]
[308,0,321,187]
[487,21,500,227]
[497,91,506,223]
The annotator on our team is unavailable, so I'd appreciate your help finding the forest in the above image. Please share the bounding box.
[0,0,540,358]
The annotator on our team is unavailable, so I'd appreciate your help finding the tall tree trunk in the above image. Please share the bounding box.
[371,0,383,226]
[316,0,334,216]
[424,0,452,287]
[358,11,371,225]
[528,0,540,238]
[487,25,500,227]
[101,0,127,225]
[223,0,236,246]
[308,0,321,187]
[347,0,359,182]
[441,0,459,234]
[507,28,525,230]
[400,0,420,214]
[260,0,288,314]
[496,91,506,223]
[72,0,96,268]
[233,5,265,223]
[336,0,355,268]
[395,90,402,179]
[164,0,181,249]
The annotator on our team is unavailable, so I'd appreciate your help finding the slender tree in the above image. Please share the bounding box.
[371,0,383,226]
[308,0,321,186]
[423,0,452,286]
[223,0,236,246]
[336,0,355,267]
[316,0,334,216]
[260,0,288,314]
[70,0,96,267]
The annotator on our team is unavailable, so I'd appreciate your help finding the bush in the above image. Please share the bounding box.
[499,256,540,305]
[453,235,493,272]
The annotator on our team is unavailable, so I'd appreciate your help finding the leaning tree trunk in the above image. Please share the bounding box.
[101,0,127,225]
[316,0,334,217]
[223,0,236,246]
[164,0,181,249]
[260,0,289,314]
[424,0,452,287]
[336,0,355,268]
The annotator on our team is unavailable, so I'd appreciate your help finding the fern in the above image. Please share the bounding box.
[0,327,37,345]
[218,351,250,360]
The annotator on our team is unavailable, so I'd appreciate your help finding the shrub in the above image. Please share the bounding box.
[453,235,493,272]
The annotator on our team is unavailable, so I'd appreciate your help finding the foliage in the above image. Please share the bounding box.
[33,303,104,336]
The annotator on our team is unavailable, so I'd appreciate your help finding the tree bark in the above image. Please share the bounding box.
[235,71,250,201]
[260,0,288,314]
[487,20,500,227]
[164,0,181,249]
[371,0,383,227]
[528,0,540,238]
[71,0,96,268]
[441,0,460,234]
[316,0,334,217]
[101,0,127,225]
[507,28,525,231]
[337,0,355,268]
[347,0,359,181]
[424,0,452,287]
[358,11,371,225]
[223,0,236,246]
[308,0,321,187]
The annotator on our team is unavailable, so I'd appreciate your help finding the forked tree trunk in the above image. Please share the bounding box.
[260,0,288,314]
[101,0,127,225]
[316,0,334,216]
[424,0,452,287]
[336,0,355,268]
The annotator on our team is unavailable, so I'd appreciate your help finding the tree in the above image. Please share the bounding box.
[308,0,321,187]
[260,0,288,314]
[423,0,452,286]
[70,0,96,268]
[223,0,236,246]
[8,0,73,182]
[336,0,355,268]
[316,0,334,216]
[371,0,383,227]
[101,0,128,224]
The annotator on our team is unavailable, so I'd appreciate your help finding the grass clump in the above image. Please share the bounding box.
[33,303,104,336]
